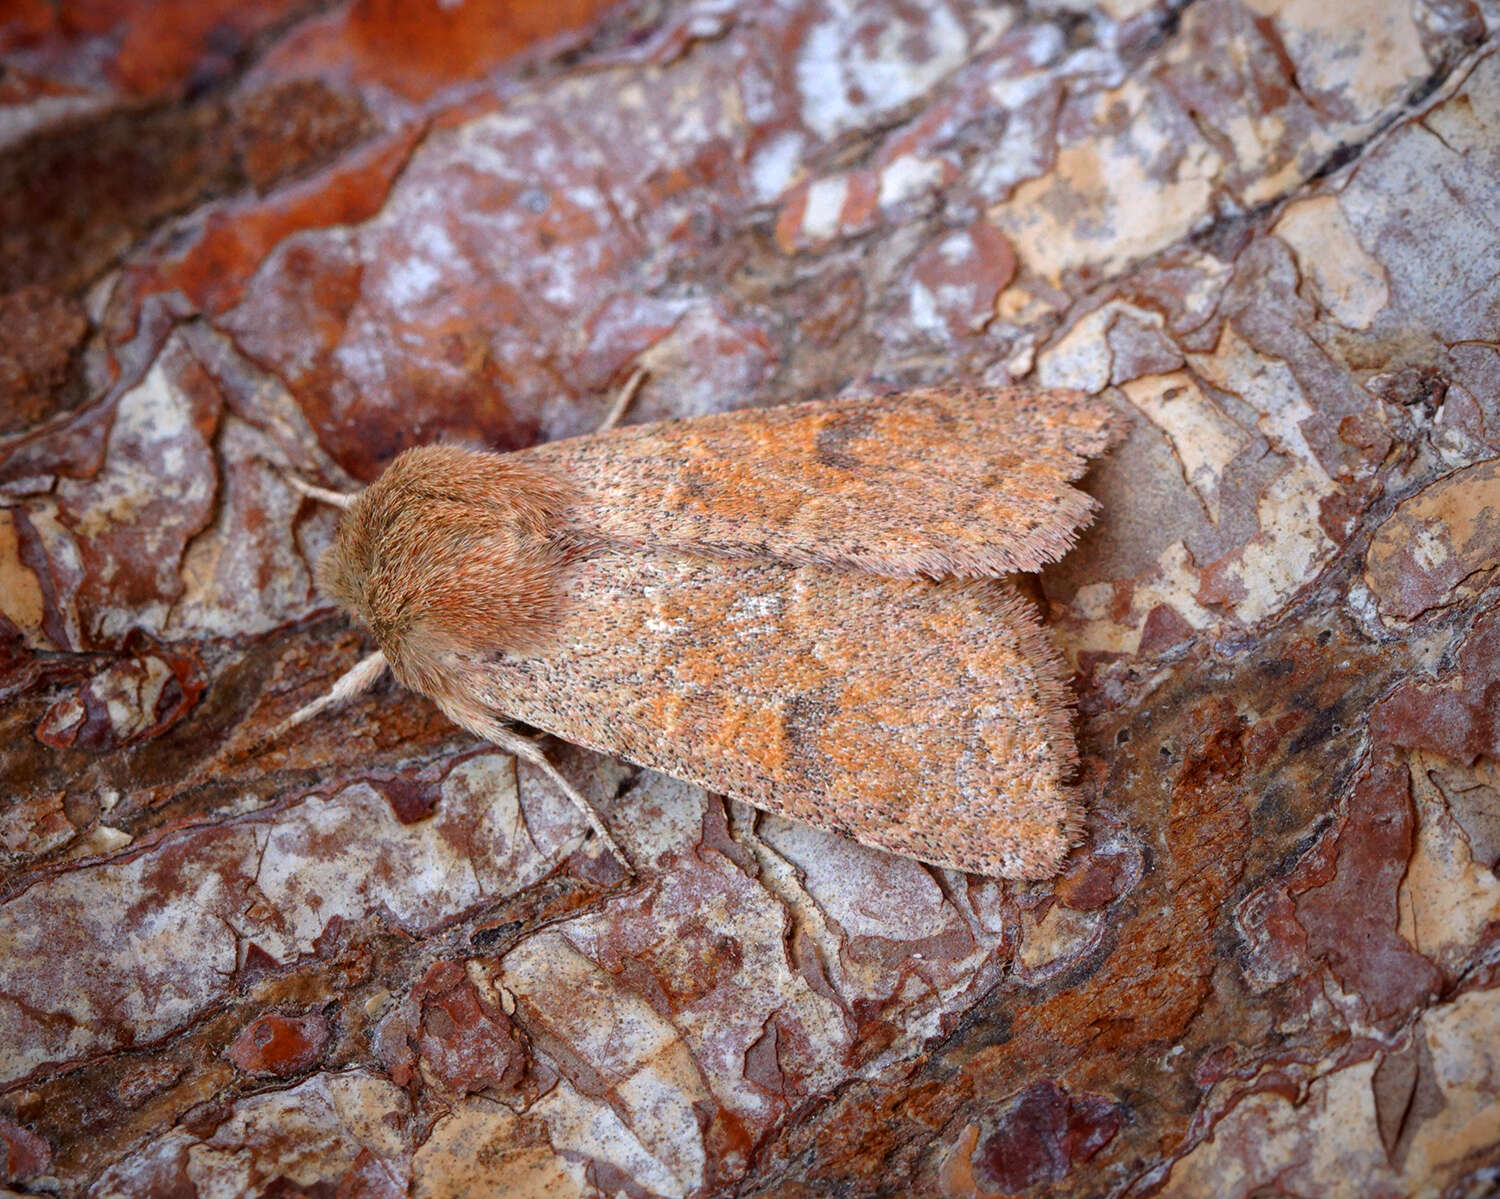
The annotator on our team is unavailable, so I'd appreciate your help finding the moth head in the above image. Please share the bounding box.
[314,445,577,692]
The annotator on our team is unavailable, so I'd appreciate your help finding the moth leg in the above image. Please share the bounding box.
[266,650,389,743]
[283,471,356,510]
[500,730,635,873]
[594,366,648,433]
[435,698,635,873]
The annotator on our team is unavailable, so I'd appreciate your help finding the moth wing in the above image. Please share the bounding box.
[520,386,1118,578]
[463,550,1080,880]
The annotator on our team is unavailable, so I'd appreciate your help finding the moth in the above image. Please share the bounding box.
[279,383,1116,880]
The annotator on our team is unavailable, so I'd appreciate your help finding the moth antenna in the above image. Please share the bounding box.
[435,698,635,873]
[500,729,637,875]
[284,471,357,510]
[263,650,389,746]
[594,366,649,433]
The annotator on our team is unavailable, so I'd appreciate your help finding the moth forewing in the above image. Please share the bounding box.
[465,555,1083,879]
[523,385,1116,580]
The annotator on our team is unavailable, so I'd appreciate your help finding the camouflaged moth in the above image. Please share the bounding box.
[280,383,1116,880]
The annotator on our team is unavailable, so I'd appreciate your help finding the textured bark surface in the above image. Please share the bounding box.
[2,1,1499,1196]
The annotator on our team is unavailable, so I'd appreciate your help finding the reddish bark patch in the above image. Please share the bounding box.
[1054,846,1135,911]
[973,1080,1123,1193]
[412,960,529,1096]
[332,0,622,101]
[1292,750,1442,1023]
[0,1115,51,1184]
[1137,602,1196,655]
[0,102,237,295]
[1371,608,1500,765]
[99,0,308,99]
[368,773,444,826]
[0,285,88,433]
[908,222,1017,337]
[122,129,418,318]
[226,1012,330,1078]
[233,78,375,193]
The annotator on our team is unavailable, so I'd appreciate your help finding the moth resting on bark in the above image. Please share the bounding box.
[281,385,1116,880]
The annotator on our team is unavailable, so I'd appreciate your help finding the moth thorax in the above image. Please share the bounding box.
[317,446,577,676]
